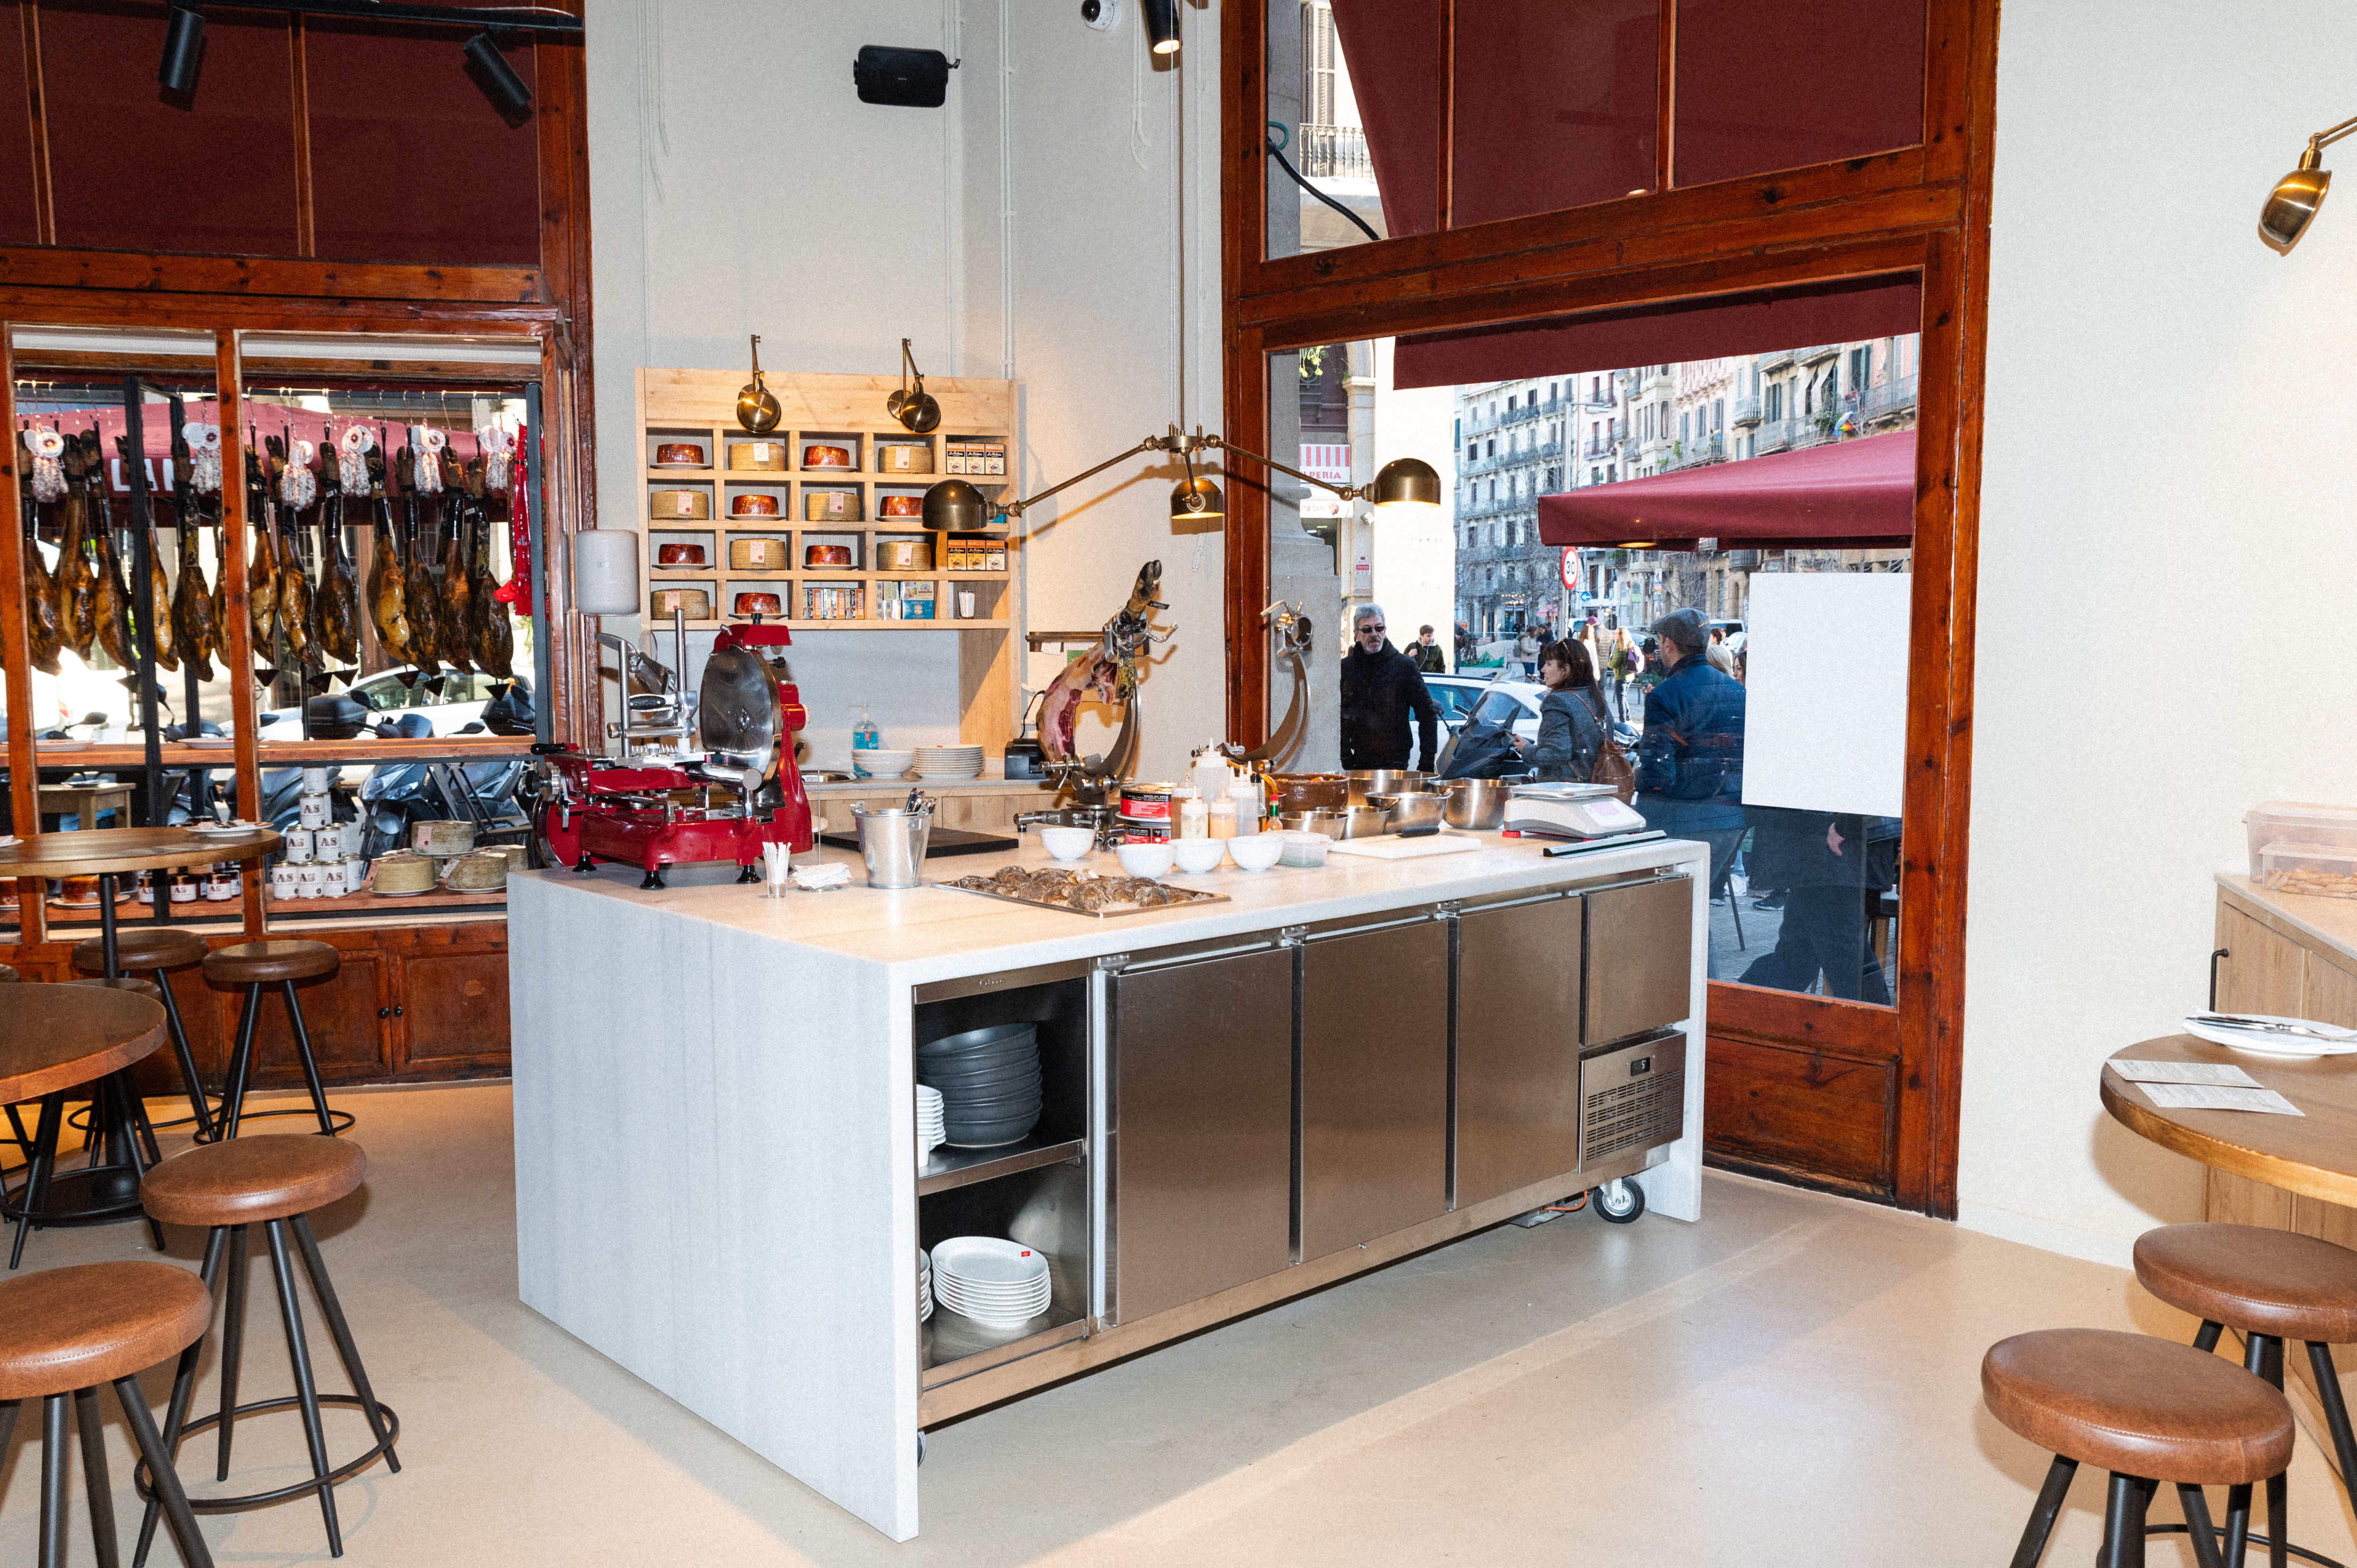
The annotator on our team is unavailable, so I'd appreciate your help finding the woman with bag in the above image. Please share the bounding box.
[1517,639,1621,789]
[1609,628,1642,719]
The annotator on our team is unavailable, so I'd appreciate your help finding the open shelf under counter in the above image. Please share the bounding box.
[918,1135,1084,1197]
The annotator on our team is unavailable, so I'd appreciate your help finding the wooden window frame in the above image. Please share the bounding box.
[1222,0,1998,1217]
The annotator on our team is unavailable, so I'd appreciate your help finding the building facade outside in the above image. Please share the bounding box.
[1452,337,1921,651]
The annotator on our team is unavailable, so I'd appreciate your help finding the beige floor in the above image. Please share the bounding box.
[3,1082,2353,1567]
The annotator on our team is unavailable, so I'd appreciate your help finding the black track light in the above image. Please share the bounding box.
[1141,0,1180,55]
[463,30,532,121]
[158,4,204,97]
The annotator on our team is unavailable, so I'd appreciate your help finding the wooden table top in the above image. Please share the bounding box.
[0,825,281,879]
[0,984,166,1103]
[2102,1034,2357,1208]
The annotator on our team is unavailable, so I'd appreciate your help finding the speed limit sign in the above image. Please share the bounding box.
[1559,546,1581,591]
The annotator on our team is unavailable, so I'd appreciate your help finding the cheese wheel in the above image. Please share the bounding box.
[804,490,858,522]
[655,542,706,565]
[729,538,787,569]
[733,592,783,617]
[654,442,706,467]
[875,539,933,571]
[729,493,779,517]
[729,440,786,471]
[649,489,710,520]
[802,444,853,468]
[804,545,853,568]
[649,588,711,619]
[875,444,933,474]
[878,494,924,517]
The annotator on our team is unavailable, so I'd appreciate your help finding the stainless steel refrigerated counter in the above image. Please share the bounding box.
[509,830,1708,1541]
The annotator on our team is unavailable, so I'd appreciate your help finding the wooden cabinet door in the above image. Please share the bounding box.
[2304,953,2357,1030]
[395,949,513,1075]
[244,949,394,1085]
[2215,903,2306,1015]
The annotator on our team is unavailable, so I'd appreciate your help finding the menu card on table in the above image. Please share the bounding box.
[2111,1059,2304,1116]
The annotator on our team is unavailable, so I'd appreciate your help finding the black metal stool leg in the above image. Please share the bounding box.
[41,1392,68,1568]
[2100,1470,2152,1568]
[2306,1342,2357,1525]
[290,1213,399,1472]
[2010,1452,2078,1568]
[133,1226,228,1568]
[264,1219,343,1555]
[8,1095,63,1269]
[278,981,337,1137]
[114,1374,213,1568]
[2227,1482,2255,1566]
[218,984,262,1140]
[2198,1319,2225,1353]
[100,1073,166,1250]
[214,1225,248,1481]
[2181,1484,2228,1568]
[0,1396,18,1456]
[77,1385,122,1568]
[149,970,216,1143]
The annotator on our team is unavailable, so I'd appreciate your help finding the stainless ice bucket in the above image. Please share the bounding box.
[850,801,935,888]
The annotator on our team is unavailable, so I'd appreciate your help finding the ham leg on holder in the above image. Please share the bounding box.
[1036,559,1165,785]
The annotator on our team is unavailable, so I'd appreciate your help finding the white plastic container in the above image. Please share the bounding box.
[2257,841,2357,899]
[1175,787,1207,839]
[1277,830,1332,868]
[2247,802,2357,880]
[1228,780,1262,835]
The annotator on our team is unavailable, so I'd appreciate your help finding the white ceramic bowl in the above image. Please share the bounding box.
[1038,826,1095,861]
[1228,834,1286,871]
[854,749,916,779]
[1170,838,1227,874]
[1115,841,1175,878]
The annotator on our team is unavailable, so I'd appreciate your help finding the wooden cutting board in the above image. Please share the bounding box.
[1327,833,1484,860]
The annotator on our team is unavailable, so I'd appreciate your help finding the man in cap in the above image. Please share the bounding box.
[1634,608,1747,971]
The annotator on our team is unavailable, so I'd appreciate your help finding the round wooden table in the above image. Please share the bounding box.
[2101,1034,2357,1207]
[0,825,280,977]
[0,982,168,1266]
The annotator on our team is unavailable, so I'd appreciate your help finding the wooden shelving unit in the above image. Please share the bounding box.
[634,367,1022,749]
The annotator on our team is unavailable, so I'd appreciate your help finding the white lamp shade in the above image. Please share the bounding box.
[572,528,641,615]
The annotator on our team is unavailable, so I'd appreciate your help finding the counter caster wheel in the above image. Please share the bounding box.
[1592,1178,1645,1224]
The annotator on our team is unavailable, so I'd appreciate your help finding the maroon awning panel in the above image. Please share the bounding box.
[1393,278,1921,390]
[1536,430,1916,552]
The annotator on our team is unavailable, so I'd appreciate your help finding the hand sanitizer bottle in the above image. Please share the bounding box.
[851,707,881,776]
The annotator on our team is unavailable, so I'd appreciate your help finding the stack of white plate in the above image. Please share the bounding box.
[916,1085,946,1157]
[914,744,985,781]
[919,1248,934,1323]
[930,1236,1052,1328]
[853,748,916,780]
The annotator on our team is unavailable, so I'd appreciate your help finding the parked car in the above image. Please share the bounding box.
[1424,675,1549,743]
[1708,618,1747,654]
[256,671,528,739]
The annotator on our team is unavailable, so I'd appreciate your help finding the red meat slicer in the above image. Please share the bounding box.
[536,619,814,888]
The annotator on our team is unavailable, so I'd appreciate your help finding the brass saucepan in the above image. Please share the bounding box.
[736,334,781,434]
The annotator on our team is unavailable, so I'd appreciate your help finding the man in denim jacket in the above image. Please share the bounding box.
[1634,608,1746,971]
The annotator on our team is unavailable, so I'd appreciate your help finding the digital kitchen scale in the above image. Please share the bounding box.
[1504,783,1651,840]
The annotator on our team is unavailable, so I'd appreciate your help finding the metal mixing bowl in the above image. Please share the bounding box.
[1368,792,1446,834]
[1438,778,1512,830]
[1346,769,1431,808]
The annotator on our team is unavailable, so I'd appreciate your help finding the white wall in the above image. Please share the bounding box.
[584,0,1223,778]
[1960,1,2357,1265]
[1370,337,1458,669]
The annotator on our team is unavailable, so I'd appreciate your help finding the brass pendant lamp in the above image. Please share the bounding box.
[2261,112,2357,253]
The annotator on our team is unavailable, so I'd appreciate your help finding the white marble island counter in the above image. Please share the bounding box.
[509,829,1707,1540]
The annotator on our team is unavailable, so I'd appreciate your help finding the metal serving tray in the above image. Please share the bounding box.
[934,879,1231,920]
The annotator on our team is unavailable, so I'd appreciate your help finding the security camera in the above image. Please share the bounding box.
[1082,0,1120,30]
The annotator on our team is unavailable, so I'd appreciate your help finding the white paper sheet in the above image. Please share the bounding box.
[2137,1083,2304,1116]
[2110,1060,2262,1088]
[1740,572,1911,817]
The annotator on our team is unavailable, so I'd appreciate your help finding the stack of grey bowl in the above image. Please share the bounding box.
[916,1023,1043,1147]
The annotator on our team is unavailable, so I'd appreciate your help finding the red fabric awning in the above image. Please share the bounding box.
[1536,430,1916,552]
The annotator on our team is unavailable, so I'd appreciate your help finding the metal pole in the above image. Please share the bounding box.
[122,380,163,827]
[524,380,553,746]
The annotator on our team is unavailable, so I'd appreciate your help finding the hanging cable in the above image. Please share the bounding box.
[1266,128,1380,245]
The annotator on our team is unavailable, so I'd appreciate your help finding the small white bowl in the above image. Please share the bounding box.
[1037,826,1095,861]
[1115,841,1175,878]
[1169,838,1227,874]
[1228,834,1286,871]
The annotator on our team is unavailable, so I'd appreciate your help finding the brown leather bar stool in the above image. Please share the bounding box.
[132,1136,397,1564]
[73,928,216,1142]
[201,941,350,1138]
[0,1261,216,1567]
[1983,1327,2292,1568]
[2136,1222,2357,1566]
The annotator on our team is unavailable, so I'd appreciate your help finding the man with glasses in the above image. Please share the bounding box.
[1340,602,1440,772]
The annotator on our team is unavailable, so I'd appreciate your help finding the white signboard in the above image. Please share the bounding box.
[1739,572,1910,818]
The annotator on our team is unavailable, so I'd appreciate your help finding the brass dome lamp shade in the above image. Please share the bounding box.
[2261,112,2357,254]
[884,337,941,434]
